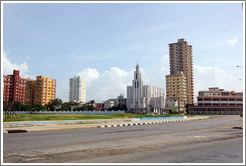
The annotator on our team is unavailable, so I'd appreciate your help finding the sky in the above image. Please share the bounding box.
[2,2,244,103]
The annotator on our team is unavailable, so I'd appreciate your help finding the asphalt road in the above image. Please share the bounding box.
[3,115,244,163]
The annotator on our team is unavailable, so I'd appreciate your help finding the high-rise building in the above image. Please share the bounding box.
[168,38,194,105]
[33,76,56,105]
[127,63,165,114]
[3,70,26,104]
[69,76,86,104]
[25,78,35,105]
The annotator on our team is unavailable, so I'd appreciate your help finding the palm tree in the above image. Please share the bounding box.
[87,100,95,111]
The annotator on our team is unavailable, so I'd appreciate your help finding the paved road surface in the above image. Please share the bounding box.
[3,115,243,163]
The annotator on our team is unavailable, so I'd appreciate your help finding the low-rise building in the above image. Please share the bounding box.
[189,87,243,115]
[104,99,117,110]
[165,98,178,110]
[95,103,104,111]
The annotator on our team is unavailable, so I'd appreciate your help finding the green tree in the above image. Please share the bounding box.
[185,104,193,115]
[169,108,179,114]
[4,99,17,119]
[87,100,95,111]
[32,104,45,111]
[13,101,22,111]
[46,98,63,111]
[61,101,79,111]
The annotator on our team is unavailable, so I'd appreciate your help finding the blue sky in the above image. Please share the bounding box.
[2,2,244,103]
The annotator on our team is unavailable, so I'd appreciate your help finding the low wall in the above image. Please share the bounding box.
[140,116,185,120]
[3,110,125,115]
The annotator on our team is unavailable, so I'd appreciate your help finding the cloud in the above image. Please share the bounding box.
[77,68,100,84]
[79,67,132,102]
[225,37,238,46]
[194,65,243,102]
[3,51,30,78]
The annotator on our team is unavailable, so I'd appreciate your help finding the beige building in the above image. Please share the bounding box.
[168,38,194,105]
[166,71,187,111]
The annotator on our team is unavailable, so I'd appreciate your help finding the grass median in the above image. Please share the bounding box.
[3,113,187,122]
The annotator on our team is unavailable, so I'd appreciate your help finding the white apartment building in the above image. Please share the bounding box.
[104,99,117,110]
[69,76,86,104]
[127,63,165,114]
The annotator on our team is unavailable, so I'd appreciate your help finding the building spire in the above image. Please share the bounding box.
[136,60,139,70]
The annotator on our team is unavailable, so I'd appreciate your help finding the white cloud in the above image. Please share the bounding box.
[3,52,29,77]
[194,65,243,102]
[77,68,100,84]
[225,37,238,46]
[80,67,132,102]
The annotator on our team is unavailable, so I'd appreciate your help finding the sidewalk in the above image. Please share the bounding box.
[3,116,209,134]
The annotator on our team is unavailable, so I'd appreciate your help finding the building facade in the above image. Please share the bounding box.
[168,38,194,105]
[166,71,187,111]
[95,103,104,111]
[33,76,56,105]
[104,99,117,110]
[25,78,36,105]
[127,63,165,114]
[69,76,86,104]
[3,70,26,104]
[189,87,243,115]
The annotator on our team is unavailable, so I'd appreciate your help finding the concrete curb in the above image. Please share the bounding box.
[4,129,30,134]
[96,117,205,128]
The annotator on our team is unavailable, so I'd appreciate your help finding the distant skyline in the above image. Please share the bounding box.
[2,2,244,103]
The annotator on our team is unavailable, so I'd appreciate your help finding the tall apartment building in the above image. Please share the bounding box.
[25,78,36,105]
[167,38,194,109]
[69,76,86,104]
[3,70,26,104]
[33,76,56,105]
[127,63,165,114]
[166,71,187,111]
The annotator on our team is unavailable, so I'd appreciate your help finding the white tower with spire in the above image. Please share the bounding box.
[127,62,165,114]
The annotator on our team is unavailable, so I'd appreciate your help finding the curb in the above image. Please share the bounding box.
[97,118,203,128]
[4,129,30,134]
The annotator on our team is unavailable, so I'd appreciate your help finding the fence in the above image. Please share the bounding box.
[3,110,125,115]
